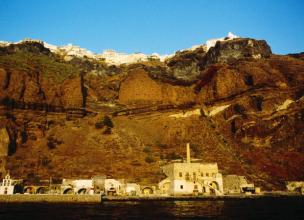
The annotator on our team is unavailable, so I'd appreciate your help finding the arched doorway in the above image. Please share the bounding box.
[107,187,117,196]
[159,179,171,195]
[24,186,35,194]
[63,188,73,194]
[209,181,219,195]
[36,187,49,194]
[77,188,87,194]
[142,187,153,195]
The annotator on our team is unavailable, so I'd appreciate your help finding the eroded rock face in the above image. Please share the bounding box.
[119,68,195,105]
[202,38,272,67]
[0,38,303,189]
[0,128,9,156]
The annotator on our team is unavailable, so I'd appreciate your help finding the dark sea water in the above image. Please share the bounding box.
[0,197,303,220]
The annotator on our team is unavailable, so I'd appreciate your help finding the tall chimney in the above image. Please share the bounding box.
[186,143,191,163]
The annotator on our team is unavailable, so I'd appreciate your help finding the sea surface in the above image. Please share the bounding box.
[0,197,303,220]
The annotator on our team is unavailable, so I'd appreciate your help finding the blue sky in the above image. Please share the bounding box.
[0,0,303,54]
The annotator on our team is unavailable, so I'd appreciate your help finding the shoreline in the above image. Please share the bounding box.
[103,193,304,201]
[0,193,303,203]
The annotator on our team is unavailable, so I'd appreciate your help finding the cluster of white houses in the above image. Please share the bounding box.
[0,144,264,196]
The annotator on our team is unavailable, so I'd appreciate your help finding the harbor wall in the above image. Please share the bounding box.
[0,194,101,203]
[0,192,302,203]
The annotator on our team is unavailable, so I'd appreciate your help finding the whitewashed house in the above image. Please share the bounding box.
[104,179,123,196]
[62,179,94,194]
[0,173,15,194]
[223,175,256,194]
[159,143,224,196]
[125,183,141,196]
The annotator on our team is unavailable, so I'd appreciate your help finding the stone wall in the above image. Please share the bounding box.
[0,194,101,203]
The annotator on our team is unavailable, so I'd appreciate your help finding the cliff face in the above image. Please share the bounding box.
[0,38,303,189]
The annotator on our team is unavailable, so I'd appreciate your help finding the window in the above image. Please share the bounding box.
[206,173,209,177]
[185,172,190,180]
[179,172,182,177]
[201,173,204,177]
[180,185,183,189]
[194,185,198,189]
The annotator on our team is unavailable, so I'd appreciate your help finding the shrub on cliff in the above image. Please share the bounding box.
[143,146,151,153]
[166,152,182,160]
[103,115,114,128]
[47,136,63,149]
[145,155,155,163]
[95,115,114,129]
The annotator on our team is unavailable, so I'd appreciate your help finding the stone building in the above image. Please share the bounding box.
[159,143,223,196]
[125,183,141,196]
[104,179,123,196]
[62,179,94,194]
[286,181,304,194]
[92,175,106,194]
[223,175,255,194]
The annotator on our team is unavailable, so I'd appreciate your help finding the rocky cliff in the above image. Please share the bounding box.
[0,36,303,189]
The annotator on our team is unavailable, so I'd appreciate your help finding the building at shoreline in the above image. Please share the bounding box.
[62,179,94,195]
[286,181,304,195]
[0,172,23,195]
[159,143,224,196]
[0,173,14,194]
[104,179,123,196]
[223,175,255,194]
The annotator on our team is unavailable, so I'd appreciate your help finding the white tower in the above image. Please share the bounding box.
[186,143,191,163]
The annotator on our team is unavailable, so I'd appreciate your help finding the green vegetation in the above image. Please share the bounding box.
[145,155,155,163]
[166,152,182,160]
[103,115,114,128]
[0,51,79,83]
[143,146,151,153]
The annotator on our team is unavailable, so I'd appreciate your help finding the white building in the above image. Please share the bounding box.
[125,183,141,196]
[206,32,239,51]
[223,175,255,194]
[104,179,123,196]
[159,143,224,196]
[62,179,94,194]
[0,173,15,195]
